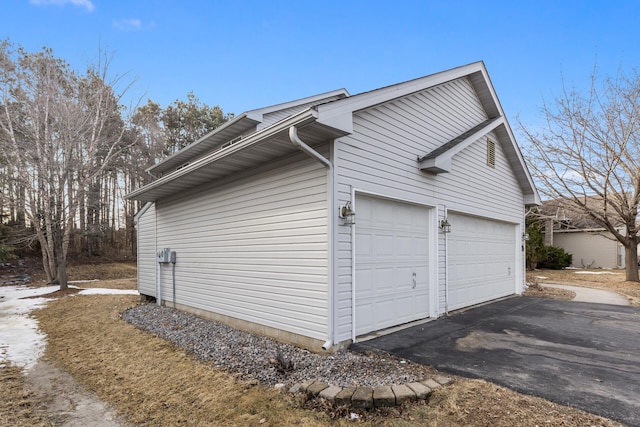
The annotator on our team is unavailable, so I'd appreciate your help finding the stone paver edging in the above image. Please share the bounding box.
[289,375,453,408]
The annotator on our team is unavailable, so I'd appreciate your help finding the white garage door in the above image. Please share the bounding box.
[355,195,430,336]
[448,213,516,311]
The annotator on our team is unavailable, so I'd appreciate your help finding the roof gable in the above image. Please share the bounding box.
[311,61,539,206]
[129,62,540,206]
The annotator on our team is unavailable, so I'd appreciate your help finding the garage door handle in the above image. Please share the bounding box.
[412,272,417,289]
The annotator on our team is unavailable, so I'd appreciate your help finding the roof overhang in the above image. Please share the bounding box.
[126,109,347,203]
[148,113,262,175]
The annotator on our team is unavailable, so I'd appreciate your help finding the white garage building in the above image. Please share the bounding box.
[128,62,540,352]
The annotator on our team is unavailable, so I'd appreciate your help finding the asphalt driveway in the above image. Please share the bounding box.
[352,297,640,426]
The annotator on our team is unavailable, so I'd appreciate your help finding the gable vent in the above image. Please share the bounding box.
[487,139,496,168]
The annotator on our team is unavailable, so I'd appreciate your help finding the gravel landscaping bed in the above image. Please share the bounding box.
[122,303,437,388]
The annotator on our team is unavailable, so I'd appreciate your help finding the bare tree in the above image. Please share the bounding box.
[520,68,640,282]
[0,40,131,289]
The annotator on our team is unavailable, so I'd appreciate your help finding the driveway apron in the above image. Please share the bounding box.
[352,297,640,427]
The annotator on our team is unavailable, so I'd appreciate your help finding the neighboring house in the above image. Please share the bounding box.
[127,62,540,352]
[539,199,625,269]
[551,228,624,269]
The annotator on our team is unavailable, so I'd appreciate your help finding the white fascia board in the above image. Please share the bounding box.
[315,62,486,134]
[126,108,318,201]
[468,67,541,205]
[133,201,153,223]
[497,112,541,205]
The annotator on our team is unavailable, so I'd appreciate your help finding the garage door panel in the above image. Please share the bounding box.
[448,213,516,311]
[356,303,373,329]
[396,236,413,256]
[355,195,431,336]
[355,269,374,294]
[414,237,429,256]
[375,268,395,291]
[355,233,373,257]
[396,204,413,223]
[375,234,394,256]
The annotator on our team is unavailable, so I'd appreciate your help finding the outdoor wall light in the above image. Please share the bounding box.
[522,232,530,241]
[440,218,452,233]
[339,202,356,225]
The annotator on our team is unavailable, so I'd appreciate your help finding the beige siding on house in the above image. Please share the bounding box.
[335,77,525,342]
[553,231,621,269]
[136,203,157,296]
[154,151,329,341]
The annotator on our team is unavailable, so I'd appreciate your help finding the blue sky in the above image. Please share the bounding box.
[2,0,640,131]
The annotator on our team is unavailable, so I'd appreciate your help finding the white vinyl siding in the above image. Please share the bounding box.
[136,203,156,296]
[154,151,329,340]
[335,77,525,342]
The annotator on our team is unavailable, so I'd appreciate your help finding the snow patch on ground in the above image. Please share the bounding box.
[0,285,138,371]
[0,285,58,371]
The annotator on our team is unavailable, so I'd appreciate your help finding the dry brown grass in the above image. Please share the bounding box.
[75,277,137,290]
[0,362,50,426]
[31,291,623,426]
[28,260,137,284]
[66,262,137,281]
[528,268,640,306]
[34,294,332,427]
[421,379,623,427]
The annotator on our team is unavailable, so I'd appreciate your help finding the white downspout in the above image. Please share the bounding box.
[155,207,162,307]
[289,126,334,351]
[289,126,332,168]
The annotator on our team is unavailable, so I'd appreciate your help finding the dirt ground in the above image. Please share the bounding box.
[527,268,640,306]
[1,262,631,426]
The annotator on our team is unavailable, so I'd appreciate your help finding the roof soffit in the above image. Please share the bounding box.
[126,109,347,202]
[149,89,350,176]
[148,113,261,175]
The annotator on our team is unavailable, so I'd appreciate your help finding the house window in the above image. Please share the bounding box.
[486,139,496,168]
